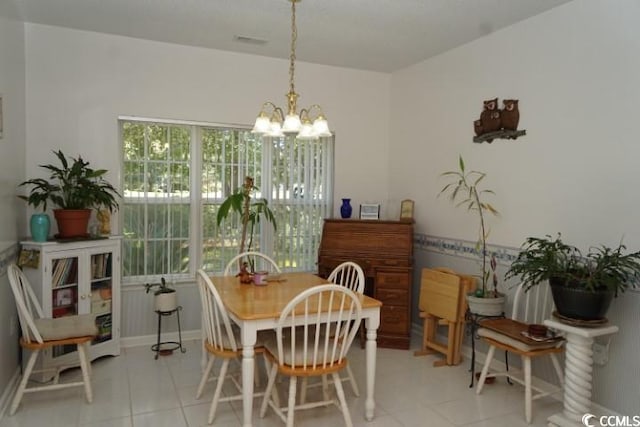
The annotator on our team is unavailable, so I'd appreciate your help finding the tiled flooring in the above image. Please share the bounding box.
[0,338,562,426]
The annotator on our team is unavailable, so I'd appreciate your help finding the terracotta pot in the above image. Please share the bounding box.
[53,209,91,238]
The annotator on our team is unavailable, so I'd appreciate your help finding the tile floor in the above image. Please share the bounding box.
[0,338,563,427]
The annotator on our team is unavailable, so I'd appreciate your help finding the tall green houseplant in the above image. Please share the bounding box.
[216,176,277,267]
[439,156,499,297]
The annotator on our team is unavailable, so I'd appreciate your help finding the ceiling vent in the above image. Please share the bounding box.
[234,35,268,45]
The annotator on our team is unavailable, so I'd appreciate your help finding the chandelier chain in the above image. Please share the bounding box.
[289,0,297,95]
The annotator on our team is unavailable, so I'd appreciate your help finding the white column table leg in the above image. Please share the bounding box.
[544,320,618,427]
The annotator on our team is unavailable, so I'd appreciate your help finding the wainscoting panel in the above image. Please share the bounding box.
[121,282,201,338]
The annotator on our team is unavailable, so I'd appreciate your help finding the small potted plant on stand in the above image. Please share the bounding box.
[505,234,640,321]
[216,176,277,274]
[439,156,505,315]
[19,150,120,239]
[145,277,177,313]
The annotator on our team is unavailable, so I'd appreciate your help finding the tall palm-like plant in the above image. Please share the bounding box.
[439,156,499,297]
[216,176,277,268]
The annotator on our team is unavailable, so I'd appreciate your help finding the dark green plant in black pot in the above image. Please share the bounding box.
[505,234,640,320]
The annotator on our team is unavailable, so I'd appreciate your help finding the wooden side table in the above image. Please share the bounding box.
[544,319,618,427]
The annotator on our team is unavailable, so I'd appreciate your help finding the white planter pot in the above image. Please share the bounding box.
[154,290,177,312]
[466,293,505,316]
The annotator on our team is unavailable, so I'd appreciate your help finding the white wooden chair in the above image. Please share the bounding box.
[301,261,364,403]
[195,269,272,424]
[223,251,281,276]
[260,284,362,427]
[475,282,565,424]
[7,264,97,415]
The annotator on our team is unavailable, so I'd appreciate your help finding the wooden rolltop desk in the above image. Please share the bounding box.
[318,219,413,349]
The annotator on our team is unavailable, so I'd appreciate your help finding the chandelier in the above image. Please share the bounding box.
[251,0,331,140]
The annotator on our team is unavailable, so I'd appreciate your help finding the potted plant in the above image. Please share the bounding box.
[19,150,120,238]
[216,176,277,273]
[505,234,640,321]
[145,277,177,312]
[439,156,504,315]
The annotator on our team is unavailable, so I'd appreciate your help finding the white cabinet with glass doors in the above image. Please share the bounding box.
[20,237,121,375]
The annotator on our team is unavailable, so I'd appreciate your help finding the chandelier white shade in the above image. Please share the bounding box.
[251,0,331,140]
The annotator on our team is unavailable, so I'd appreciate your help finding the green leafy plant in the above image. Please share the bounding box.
[19,150,120,211]
[506,234,640,296]
[216,176,277,256]
[439,156,499,297]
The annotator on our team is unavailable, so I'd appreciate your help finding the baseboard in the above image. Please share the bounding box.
[120,329,201,348]
[0,368,21,421]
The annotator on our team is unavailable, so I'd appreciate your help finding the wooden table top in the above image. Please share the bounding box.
[210,272,382,321]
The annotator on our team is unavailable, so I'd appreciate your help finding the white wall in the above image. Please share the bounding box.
[390,0,640,415]
[22,24,392,338]
[23,24,392,225]
[0,12,26,408]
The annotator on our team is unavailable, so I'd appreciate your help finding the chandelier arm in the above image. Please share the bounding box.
[259,101,278,114]
[272,106,285,122]
[301,104,326,120]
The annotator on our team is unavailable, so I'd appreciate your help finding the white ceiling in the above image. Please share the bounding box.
[3,0,572,72]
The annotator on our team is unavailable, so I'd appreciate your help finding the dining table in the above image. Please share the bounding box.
[208,271,383,427]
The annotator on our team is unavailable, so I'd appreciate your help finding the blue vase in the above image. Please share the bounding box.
[30,213,50,242]
[340,199,352,219]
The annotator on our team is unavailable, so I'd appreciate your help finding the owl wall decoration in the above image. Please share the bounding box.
[473,98,525,143]
[501,99,520,131]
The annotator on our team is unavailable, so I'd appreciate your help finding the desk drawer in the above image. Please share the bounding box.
[376,288,408,306]
[375,271,410,289]
[380,305,409,335]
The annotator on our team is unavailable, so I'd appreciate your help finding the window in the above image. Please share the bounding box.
[120,118,334,283]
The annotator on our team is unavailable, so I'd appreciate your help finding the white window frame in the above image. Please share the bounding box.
[119,116,334,285]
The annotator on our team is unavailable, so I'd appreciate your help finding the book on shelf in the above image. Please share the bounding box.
[91,253,111,279]
[52,258,78,287]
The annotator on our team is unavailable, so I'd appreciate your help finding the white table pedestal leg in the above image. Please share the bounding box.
[364,311,380,421]
[544,320,618,427]
[240,325,258,427]
[241,345,255,427]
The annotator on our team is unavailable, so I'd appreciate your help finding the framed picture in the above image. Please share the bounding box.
[54,288,74,307]
[400,199,414,222]
[359,203,380,220]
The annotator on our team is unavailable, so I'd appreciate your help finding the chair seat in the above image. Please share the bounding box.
[477,327,562,352]
[34,314,98,341]
[209,325,274,353]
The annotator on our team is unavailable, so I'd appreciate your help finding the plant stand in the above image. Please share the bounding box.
[544,319,618,427]
[466,309,512,388]
[151,306,186,360]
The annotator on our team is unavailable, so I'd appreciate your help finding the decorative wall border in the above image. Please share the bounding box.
[0,243,19,277]
[413,233,520,266]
